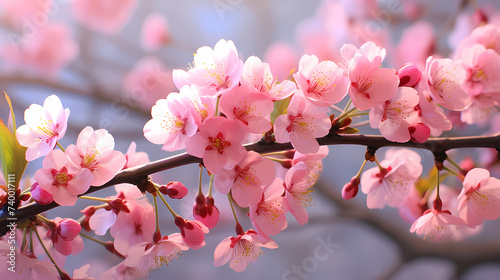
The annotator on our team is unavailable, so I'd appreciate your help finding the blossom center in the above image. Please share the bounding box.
[206,132,231,154]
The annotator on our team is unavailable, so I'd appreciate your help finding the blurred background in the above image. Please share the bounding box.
[1,0,500,279]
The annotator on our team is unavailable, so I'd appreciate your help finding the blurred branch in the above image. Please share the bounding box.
[2,132,500,236]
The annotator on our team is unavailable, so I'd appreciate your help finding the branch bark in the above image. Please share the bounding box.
[1,132,500,235]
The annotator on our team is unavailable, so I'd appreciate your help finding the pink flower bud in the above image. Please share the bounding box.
[31,182,54,205]
[397,63,422,87]
[473,9,488,26]
[342,177,360,200]
[160,181,188,199]
[409,122,430,143]
[193,194,220,229]
[175,216,208,250]
[57,218,81,241]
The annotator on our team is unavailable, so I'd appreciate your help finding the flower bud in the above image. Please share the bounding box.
[342,177,360,200]
[31,182,53,205]
[160,181,188,199]
[409,122,430,143]
[108,198,130,214]
[175,216,208,250]
[193,194,220,229]
[397,63,421,87]
[57,218,81,241]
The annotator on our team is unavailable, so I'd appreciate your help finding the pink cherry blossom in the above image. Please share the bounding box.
[100,262,147,280]
[124,233,189,273]
[248,178,287,239]
[414,87,452,136]
[369,87,420,142]
[141,13,170,51]
[274,93,331,154]
[292,146,329,185]
[47,217,84,256]
[294,54,349,107]
[219,85,274,134]
[174,217,209,250]
[110,201,156,256]
[1,22,78,78]
[16,94,70,161]
[215,151,275,207]
[72,0,137,34]
[123,57,174,110]
[0,0,52,26]
[393,21,435,68]
[66,126,126,186]
[34,150,92,206]
[343,44,399,111]
[457,168,500,228]
[123,141,150,170]
[425,56,471,111]
[30,181,53,205]
[264,42,299,82]
[0,241,59,279]
[361,149,423,209]
[173,39,243,97]
[460,44,500,96]
[185,117,247,174]
[72,264,94,280]
[283,162,314,225]
[89,197,132,236]
[143,87,199,152]
[460,94,500,125]
[213,229,278,272]
[410,208,468,240]
[454,24,500,59]
[241,56,297,101]
[398,185,426,224]
[193,194,220,229]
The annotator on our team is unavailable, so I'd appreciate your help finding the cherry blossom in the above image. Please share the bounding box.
[460,44,500,96]
[410,208,468,240]
[294,54,349,107]
[34,150,92,206]
[72,264,94,280]
[342,43,399,111]
[1,23,79,78]
[219,85,274,134]
[248,178,287,239]
[143,87,199,152]
[174,217,209,250]
[369,87,420,142]
[213,229,278,272]
[66,126,126,186]
[123,57,174,110]
[414,88,452,136]
[274,93,331,154]
[361,149,423,209]
[72,0,137,34]
[457,168,500,228]
[110,201,156,256]
[393,21,435,68]
[173,39,243,97]
[0,241,59,280]
[16,94,70,161]
[100,262,147,280]
[47,217,84,256]
[141,13,170,51]
[30,182,53,205]
[122,141,150,170]
[264,42,299,82]
[425,56,471,111]
[215,151,275,207]
[185,117,247,174]
[292,146,329,186]
[240,56,297,101]
[124,233,189,273]
[283,162,314,225]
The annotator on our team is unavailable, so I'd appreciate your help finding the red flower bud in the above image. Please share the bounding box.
[397,63,421,87]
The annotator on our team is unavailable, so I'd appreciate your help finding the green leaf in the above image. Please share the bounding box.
[0,93,27,190]
[270,96,291,124]
[339,127,359,134]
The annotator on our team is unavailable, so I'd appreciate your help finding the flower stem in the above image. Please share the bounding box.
[198,165,203,195]
[443,166,465,180]
[153,194,160,233]
[34,226,65,275]
[56,141,65,152]
[355,159,368,178]
[227,193,240,225]
[154,185,179,218]
[215,96,220,117]
[36,214,54,226]
[208,174,215,197]
[79,196,112,203]
[79,232,109,247]
[445,158,465,174]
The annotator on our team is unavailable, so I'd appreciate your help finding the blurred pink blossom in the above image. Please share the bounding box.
[141,13,170,51]
[72,0,137,34]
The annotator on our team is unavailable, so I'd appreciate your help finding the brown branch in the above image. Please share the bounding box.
[1,132,500,235]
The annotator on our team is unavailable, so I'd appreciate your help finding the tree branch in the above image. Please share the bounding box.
[1,132,500,235]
